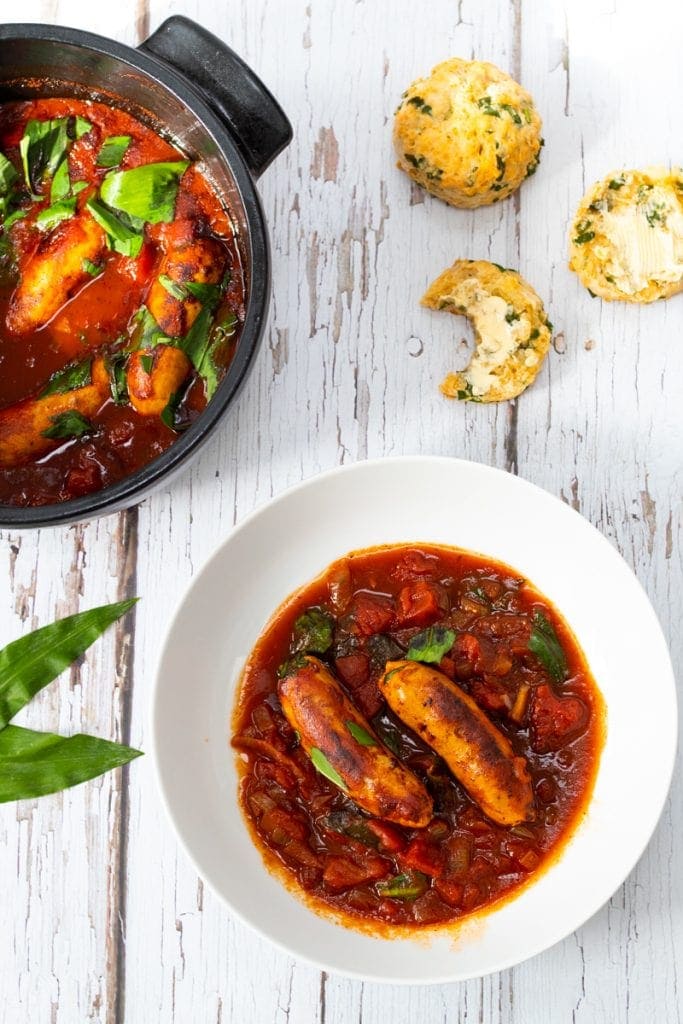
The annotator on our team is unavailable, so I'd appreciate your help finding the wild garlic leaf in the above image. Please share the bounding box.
[0,599,137,729]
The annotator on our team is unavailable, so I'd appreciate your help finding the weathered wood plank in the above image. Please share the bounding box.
[1,0,680,1021]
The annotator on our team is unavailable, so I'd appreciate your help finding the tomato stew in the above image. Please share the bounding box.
[0,98,245,506]
[232,544,604,930]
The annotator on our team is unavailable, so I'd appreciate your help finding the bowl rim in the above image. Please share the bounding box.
[0,22,272,528]
[150,455,678,983]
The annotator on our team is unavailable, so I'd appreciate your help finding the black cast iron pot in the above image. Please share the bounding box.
[0,16,292,528]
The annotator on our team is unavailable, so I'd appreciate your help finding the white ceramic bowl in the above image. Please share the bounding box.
[152,457,677,983]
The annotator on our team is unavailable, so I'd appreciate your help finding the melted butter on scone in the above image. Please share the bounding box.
[600,188,683,293]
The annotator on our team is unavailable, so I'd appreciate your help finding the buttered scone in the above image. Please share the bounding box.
[569,168,683,302]
[394,58,543,208]
[421,260,553,402]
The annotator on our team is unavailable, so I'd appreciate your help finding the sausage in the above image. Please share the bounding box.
[380,660,534,826]
[0,358,109,468]
[146,235,225,337]
[126,346,191,417]
[278,656,433,828]
[6,215,106,335]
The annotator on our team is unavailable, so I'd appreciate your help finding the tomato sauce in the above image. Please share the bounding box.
[0,98,245,506]
[232,544,605,931]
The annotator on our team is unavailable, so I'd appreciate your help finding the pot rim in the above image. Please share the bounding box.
[0,22,273,529]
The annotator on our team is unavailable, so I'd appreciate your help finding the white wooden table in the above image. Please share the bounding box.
[1,1,681,1020]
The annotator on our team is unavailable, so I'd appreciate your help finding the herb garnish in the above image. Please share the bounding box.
[528,611,568,682]
[41,410,94,440]
[573,220,595,245]
[292,607,334,655]
[309,747,347,790]
[86,197,144,257]
[34,196,78,231]
[100,161,189,224]
[406,625,455,664]
[39,359,92,397]
[346,721,377,747]
[96,135,131,169]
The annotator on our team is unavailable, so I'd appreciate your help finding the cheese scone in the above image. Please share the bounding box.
[569,167,683,302]
[421,260,553,402]
[394,58,543,208]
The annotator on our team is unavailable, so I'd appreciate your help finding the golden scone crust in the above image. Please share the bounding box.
[394,58,543,208]
[569,167,683,302]
[421,260,553,402]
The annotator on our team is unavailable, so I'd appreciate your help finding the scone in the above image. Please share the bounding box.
[421,259,553,401]
[569,167,683,302]
[394,58,543,208]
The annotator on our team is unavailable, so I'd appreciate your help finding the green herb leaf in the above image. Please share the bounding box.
[50,157,71,203]
[0,152,18,194]
[18,117,88,195]
[41,410,94,440]
[140,353,154,375]
[309,747,347,790]
[0,599,137,729]
[478,96,501,118]
[34,196,77,231]
[573,220,595,245]
[74,116,92,140]
[346,720,377,746]
[3,209,26,229]
[276,653,308,679]
[0,725,142,803]
[159,273,188,300]
[528,611,568,683]
[100,161,189,224]
[500,102,522,125]
[376,870,428,900]
[292,607,334,655]
[132,306,173,350]
[96,135,131,168]
[39,358,92,397]
[159,388,190,433]
[608,176,625,190]
[86,197,144,257]
[406,625,455,664]
[104,350,129,405]
[179,302,226,400]
[82,258,103,278]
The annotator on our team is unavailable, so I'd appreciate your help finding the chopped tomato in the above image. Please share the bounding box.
[400,836,445,878]
[434,878,464,907]
[390,549,440,581]
[351,678,383,718]
[367,820,406,853]
[452,633,480,678]
[334,653,370,689]
[469,678,509,713]
[530,684,588,753]
[322,854,389,893]
[348,593,395,636]
[396,581,442,627]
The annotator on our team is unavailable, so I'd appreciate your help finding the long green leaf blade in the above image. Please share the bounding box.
[0,599,137,729]
[0,725,142,802]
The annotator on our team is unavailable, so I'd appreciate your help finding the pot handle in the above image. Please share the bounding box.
[139,16,292,179]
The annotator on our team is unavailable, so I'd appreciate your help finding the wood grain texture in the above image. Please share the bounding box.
[0,0,681,1021]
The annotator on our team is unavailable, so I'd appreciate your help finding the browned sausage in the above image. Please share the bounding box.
[0,358,109,468]
[278,656,433,828]
[146,235,225,337]
[126,346,191,416]
[6,215,106,335]
[380,660,534,826]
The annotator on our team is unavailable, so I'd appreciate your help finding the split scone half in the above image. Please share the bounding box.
[421,259,553,402]
[569,167,683,302]
[394,58,543,208]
